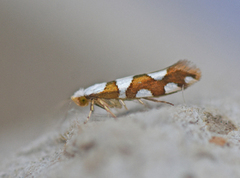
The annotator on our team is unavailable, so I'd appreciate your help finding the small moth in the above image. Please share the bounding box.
[71,60,201,123]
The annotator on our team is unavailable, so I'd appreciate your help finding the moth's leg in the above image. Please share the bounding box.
[84,100,95,124]
[143,98,174,106]
[137,99,146,106]
[94,102,105,109]
[105,99,121,108]
[97,98,117,118]
[137,99,152,109]
[181,85,186,104]
[119,99,128,110]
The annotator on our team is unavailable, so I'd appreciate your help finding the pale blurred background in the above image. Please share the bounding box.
[1,1,240,160]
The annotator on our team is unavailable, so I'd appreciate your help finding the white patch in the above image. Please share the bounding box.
[164,83,181,94]
[84,82,107,96]
[72,88,85,97]
[148,69,167,80]
[136,89,152,98]
[185,76,196,85]
[116,75,133,98]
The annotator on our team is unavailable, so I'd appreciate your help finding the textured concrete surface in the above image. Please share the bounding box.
[1,95,240,178]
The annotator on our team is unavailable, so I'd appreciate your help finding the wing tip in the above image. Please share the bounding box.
[170,60,201,81]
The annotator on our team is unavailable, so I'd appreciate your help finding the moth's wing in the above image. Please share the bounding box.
[87,60,201,100]
[87,81,121,99]
[144,60,201,96]
[148,60,201,85]
[120,60,201,99]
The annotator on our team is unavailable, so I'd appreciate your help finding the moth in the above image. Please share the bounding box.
[71,60,201,123]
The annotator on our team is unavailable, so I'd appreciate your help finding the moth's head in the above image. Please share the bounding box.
[71,96,89,107]
[71,88,89,107]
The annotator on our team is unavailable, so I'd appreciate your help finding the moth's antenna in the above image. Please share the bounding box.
[63,100,73,124]
[181,85,186,104]
[56,99,73,130]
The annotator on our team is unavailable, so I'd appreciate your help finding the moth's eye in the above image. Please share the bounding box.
[78,96,89,106]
